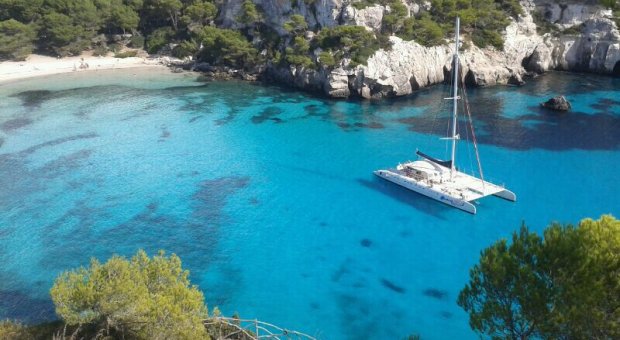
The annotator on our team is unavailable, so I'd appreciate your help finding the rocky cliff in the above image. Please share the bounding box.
[216,0,620,98]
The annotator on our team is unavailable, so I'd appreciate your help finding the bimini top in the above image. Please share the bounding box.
[416,150,452,169]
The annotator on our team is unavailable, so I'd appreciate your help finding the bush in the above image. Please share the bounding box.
[114,50,138,58]
[316,25,381,66]
[397,15,445,47]
[146,26,175,54]
[108,42,122,53]
[284,14,308,33]
[381,0,408,33]
[50,250,209,339]
[196,26,260,69]
[284,36,314,68]
[319,51,336,67]
[237,0,261,25]
[472,29,504,50]
[172,39,198,58]
[92,45,108,56]
[129,34,145,49]
[0,320,31,339]
[0,19,36,61]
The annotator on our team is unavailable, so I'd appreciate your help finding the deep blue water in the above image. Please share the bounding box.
[0,69,619,339]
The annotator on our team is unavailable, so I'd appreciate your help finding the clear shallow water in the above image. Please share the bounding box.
[0,69,619,339]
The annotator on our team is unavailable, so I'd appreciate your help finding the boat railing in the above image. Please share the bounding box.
[204,316,318,340]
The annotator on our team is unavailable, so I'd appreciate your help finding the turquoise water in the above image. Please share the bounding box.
[0,69,619,339]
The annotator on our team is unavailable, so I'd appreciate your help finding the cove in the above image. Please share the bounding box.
[0,69,618,339]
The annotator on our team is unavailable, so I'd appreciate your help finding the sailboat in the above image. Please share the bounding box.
[374,17,516,214]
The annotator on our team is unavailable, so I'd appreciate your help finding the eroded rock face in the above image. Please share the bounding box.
[536,1,613,29]
[341,4,384,32]
[218,0,620,98]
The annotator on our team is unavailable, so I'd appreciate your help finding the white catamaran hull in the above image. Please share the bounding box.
[374,169,477,214]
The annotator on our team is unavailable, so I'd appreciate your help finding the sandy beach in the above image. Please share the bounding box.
[0,52,170,83]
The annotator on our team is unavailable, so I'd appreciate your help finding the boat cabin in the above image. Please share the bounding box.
[397,160,446,181]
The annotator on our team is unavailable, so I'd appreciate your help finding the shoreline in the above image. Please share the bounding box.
[0,53,172,84]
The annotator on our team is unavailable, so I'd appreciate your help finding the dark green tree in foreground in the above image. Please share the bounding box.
[50,250,209,339]
[458,215,620,339]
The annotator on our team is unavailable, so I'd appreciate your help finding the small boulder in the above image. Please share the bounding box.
[541,96,571,111]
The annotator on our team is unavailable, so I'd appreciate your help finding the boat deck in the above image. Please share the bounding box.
[388,167,516,203]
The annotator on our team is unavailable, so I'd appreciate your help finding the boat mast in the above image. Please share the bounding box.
[450,17,460,180]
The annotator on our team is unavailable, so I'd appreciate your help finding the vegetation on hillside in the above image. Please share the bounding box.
[458,215,620,339]
[0,0,526,69]
[1,0,616,73]
[352,0,522,49]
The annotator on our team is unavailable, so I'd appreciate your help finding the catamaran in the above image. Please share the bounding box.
[374,17,516,214]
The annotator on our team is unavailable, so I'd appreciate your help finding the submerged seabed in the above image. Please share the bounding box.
[0,69,619,339]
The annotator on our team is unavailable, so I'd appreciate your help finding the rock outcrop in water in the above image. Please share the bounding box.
[541,95,572,111]
[212,0,620,99]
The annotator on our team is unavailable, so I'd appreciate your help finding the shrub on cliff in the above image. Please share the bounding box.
[51,249,209,339]
[458,215,620,339]
[397,15,445,47]
[0,19,36,61]
[285,36,314,68]
[316,25,381,66]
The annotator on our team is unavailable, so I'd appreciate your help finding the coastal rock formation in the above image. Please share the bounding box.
[541,96,571,111]
[342,4,384,32]
[215,0,620,98]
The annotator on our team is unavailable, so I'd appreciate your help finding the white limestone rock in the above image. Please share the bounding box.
[341,4,384,32]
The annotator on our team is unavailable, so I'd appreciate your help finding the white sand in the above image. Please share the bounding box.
[0,52,170,83]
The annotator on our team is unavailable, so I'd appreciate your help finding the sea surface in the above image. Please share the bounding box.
[0,68,618,339]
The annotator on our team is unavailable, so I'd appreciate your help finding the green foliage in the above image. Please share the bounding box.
[130,34,145,48]
[284,14,307,33]
[114,50,138,57]
[238,0,260,25]
[172,39,198,58]
[0,19,36,60]
[143,0,183,30]
[36,0,104,55]
[562,24,583,35]
[50,249,209,339]
[397,15,444,47]
[108,42,122,52]
[318,51,336,67]
[316,25,381,66]
[472,29,504,50]
[39,12,89,56]
[381,0,408,34]
[424,0,512,49]
[196,26,259,69]
[458,215,620,339]
[496,0,524,18]
[92,44,108,56]
[351,0,382,10]
[146,26,174,53]
[0,0,44,22]
[181,0,217,28]
[600,0,618,9]
[0,320,31,340]
[109,4,140,33]
[285,36,314,68]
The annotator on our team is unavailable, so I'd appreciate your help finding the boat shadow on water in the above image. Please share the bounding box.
[357,177,450,220]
